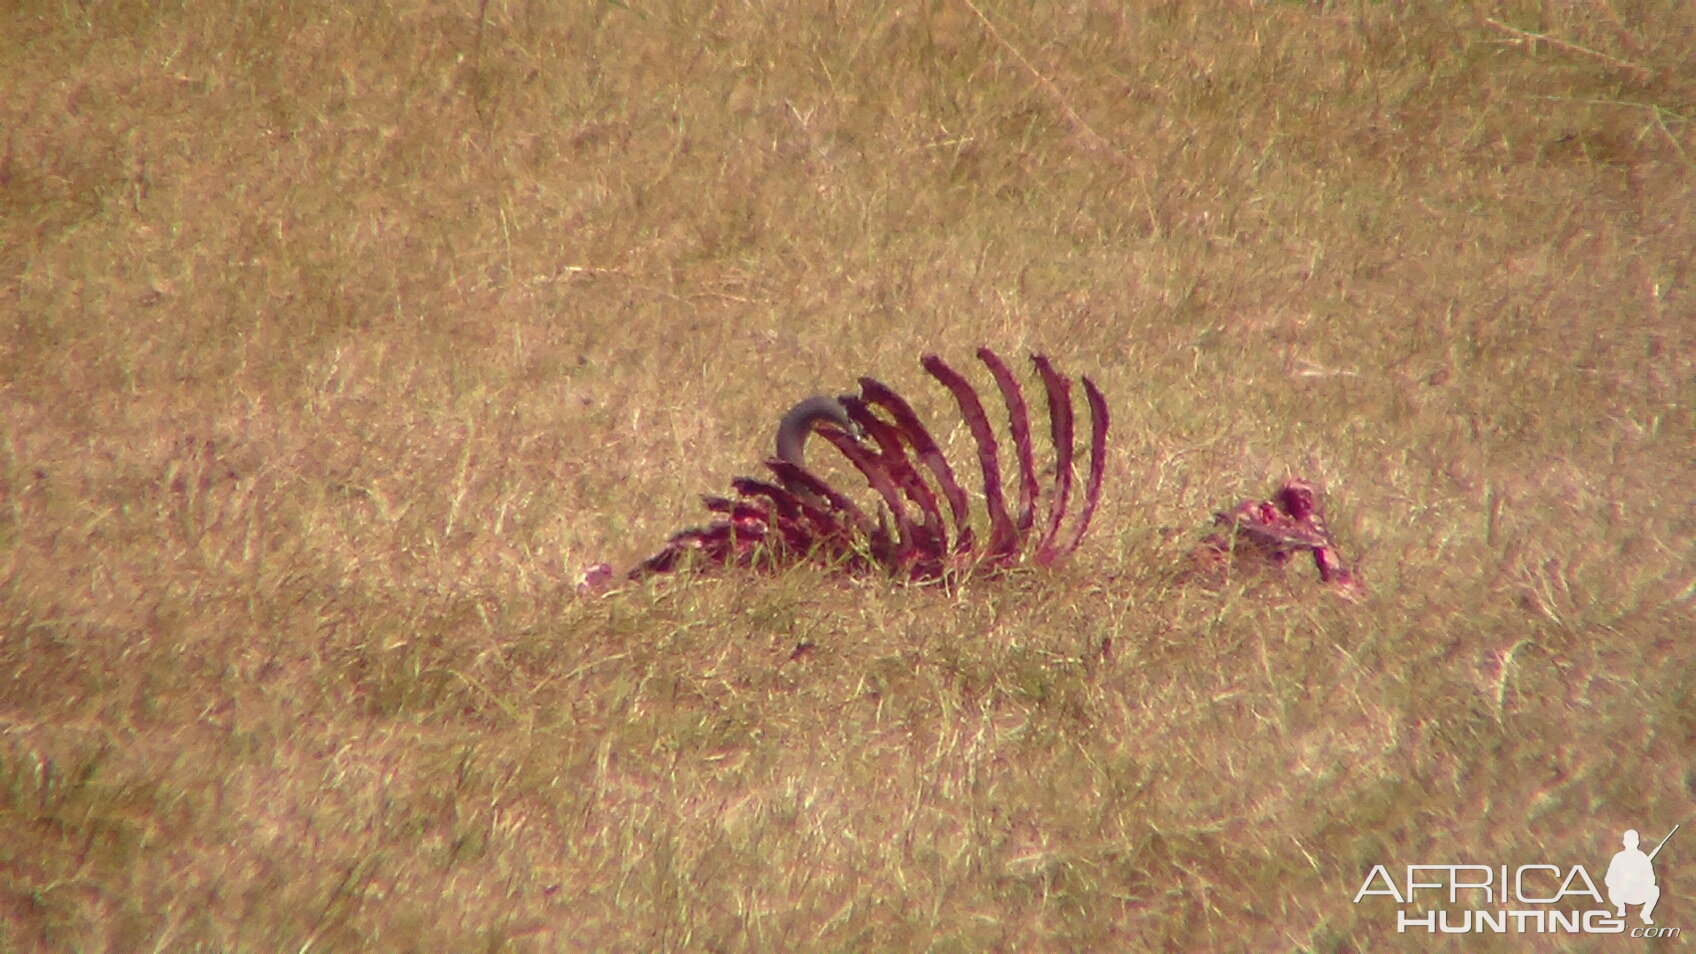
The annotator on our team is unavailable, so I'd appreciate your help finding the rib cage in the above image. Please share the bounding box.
[628,348,1109,584]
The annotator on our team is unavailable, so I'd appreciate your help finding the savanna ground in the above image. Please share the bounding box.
[3,1,1694,951]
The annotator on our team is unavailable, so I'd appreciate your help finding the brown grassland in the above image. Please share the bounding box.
[3,0,1694,951]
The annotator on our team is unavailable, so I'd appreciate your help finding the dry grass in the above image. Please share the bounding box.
[3,0,1694,951]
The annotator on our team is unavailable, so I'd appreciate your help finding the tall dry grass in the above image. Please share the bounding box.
[3,1,1693,951]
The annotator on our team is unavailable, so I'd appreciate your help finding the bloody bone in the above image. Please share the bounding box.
[1201,478,1361,591]
[591,348,1109,588]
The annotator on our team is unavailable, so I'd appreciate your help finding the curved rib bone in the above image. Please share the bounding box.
[1031,355,1075,564]
[922,353,1019,563]
[976,348,1039,537]
[1063,376,1111,560]
[858,376,975,554]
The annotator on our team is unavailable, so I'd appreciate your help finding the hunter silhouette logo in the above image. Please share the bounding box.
[1607,826,1676,925]
[1353,824,1682,938]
